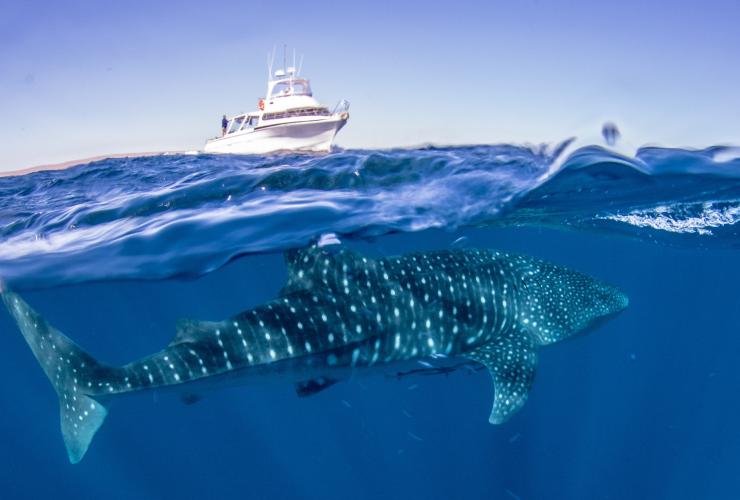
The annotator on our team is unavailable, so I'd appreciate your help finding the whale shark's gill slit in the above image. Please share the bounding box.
[465,326,538,425]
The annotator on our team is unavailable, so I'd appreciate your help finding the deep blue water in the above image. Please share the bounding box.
[0,145,739,499]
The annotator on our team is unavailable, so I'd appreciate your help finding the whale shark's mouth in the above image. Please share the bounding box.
[574,298,629,340]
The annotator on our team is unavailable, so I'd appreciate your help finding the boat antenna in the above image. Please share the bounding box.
[283,44,287,74]
[292,47,296,86]
[268,46,275,79]
[297,54,304,76]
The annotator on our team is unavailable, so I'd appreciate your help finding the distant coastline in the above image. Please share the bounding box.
[0,152,172,178]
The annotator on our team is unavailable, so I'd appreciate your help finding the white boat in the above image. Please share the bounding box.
[204,54,349,155]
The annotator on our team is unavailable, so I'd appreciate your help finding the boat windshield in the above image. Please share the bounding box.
[227,116,245,134]
[270,80,312,98]
[225,116,259,134]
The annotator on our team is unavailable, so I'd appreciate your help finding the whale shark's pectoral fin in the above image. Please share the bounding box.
[465,328,539,424]
[295,376,340,397]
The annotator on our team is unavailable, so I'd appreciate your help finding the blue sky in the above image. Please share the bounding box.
[1,0,738,171]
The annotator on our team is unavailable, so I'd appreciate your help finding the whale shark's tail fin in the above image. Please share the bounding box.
[517,259,629,345]
[0,283,119,463]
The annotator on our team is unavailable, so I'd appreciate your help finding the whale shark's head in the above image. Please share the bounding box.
[518,260,628,345]
[575,279,629,335]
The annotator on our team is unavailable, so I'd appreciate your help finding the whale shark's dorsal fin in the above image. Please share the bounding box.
[466,326,539,424]
[281,245,330,295]
[170,319,220,347]
[281,244,375,296]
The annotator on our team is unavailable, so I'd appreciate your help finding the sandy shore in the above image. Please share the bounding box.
[0,151,176,178]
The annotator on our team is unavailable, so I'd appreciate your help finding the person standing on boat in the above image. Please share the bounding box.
[221,115,228,136]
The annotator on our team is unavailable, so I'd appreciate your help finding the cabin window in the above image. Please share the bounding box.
[291,81,311,96]
[241,116,257,130]
[228,117,245,133]
[270,80,312,98]
[271,82,292,97]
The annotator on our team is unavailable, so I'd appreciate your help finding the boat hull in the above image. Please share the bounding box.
[203,116,347,155]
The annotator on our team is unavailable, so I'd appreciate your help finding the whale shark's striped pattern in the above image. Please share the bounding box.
[1,246,628,463]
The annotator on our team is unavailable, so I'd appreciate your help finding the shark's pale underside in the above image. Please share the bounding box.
[1,245,628,463]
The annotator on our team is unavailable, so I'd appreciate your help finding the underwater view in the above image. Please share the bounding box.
[0,144,739,499]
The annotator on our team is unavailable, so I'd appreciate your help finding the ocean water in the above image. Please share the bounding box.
[0,144,738,499]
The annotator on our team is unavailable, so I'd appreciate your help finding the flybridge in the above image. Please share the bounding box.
[203,48,350,155]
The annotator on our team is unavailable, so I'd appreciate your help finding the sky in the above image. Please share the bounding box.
[1,0,739,172]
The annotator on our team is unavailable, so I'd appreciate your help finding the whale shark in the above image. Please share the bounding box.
[1,245,628,463]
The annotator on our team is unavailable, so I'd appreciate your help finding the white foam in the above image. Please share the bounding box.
[601,202,740,235]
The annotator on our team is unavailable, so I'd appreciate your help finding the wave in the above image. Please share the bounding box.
[0,143,738,288]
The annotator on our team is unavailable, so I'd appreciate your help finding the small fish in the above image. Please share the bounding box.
[407,384,419,391]
[341,399,352,408]
[508,433,521,444]
[401,409,413,419]
[451,236,469,248]
[417,360,433,368]
[407,431,424,442]
[504,489,522,500]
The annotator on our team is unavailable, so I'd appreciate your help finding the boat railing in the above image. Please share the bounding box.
[262,107,331,121]
[332,99,350,114]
